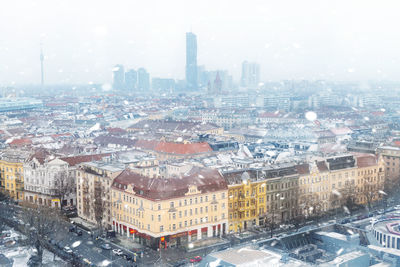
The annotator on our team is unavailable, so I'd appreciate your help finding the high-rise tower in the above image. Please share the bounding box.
[185,32,198,90]
[241,61,260,89]
[112,64,125,91]
[40,44,44,86]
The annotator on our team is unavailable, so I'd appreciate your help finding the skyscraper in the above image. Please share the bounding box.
[241,61,260,88]
[137,68,150,91]
[125,69,137,91]
[185,32,198,90]
[112,64,125,91]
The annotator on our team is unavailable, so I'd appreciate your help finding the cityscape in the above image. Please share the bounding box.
[1,1,400,267]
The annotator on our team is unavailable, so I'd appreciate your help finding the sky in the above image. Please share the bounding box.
[1,0,400,85]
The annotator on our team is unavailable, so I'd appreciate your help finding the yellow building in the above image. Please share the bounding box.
[0,150,30,201]
[223,164,299,233]
[111,167,228,249]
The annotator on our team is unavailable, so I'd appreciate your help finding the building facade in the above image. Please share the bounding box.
[186,32,198,90]
[223,164,299,233]
[76,161,124,229]
[24,156,75,208]
[111,167,228,249]
[0,149,30,201]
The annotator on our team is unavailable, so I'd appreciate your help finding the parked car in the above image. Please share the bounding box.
[123,254,132,261]
[394,205,400,210]
[113,249,123,256]
[101,243,112,250]
[190,256,202,263]
[173,259,187,267]
[75,230,83,236]
[377,209,385,215]
[386,207,395,212]
[340,218,350,224]
[63,246,73,254]
[69,226,75,232]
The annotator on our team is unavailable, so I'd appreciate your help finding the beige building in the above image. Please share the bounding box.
[377,146,400,183]
[111,166,228,249]
[76,161,124,229]
[298,154,385,217]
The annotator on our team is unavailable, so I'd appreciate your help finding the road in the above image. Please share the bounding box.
[0,202,139,267]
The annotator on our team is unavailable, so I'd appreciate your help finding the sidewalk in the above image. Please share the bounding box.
[70,217,97,231]
[111,234,144,250]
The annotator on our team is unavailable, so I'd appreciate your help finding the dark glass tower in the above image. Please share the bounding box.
[185,32,198,90]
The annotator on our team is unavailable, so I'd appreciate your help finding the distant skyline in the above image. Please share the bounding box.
[1,0,400,85]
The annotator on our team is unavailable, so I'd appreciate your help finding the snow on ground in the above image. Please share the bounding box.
[0,227,67,267]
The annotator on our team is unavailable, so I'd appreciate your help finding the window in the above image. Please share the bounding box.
[158,215,161,222]
[160,225,164,232]
[170,201,174,208]
[158,204,161,210]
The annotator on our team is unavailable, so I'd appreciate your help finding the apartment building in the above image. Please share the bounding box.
[76,161,124,229]
[377,146,400,182]
[111,167,228,249]
[0,149,30,201]
[223,164,299,233]
[298,154,385,216]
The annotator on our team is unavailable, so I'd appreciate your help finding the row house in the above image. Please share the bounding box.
[223,164,299,233]
[298,154,385,217]
[111,167,228,249]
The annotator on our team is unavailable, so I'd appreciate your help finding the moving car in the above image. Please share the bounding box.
[101,243,112,250]
[112,249,123,256]
[190,256,202,263]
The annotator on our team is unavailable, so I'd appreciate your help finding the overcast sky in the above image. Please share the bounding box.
[1,0,400,85]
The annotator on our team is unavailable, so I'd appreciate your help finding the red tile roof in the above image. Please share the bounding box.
[9,138,32,146]
[317,161,329,172]
[155,142,212,155]
[296,163,310,175]
[356,155,378,168]
[134,140,159,150]
[60,153,111,166]
[112,167,227,200]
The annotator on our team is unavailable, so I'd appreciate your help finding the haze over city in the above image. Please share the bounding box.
[1,0,400,85]
[2,1,400,267]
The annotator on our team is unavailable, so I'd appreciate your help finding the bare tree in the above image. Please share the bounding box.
[384,175,400,201]
[53,170,73,210]
[94,181,106,234]
[340,182,358,212]
[360,174,381,211]
[299,192,321,218]
[18,203,62,265]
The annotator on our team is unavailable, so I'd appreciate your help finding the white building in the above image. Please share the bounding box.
[24,156,75,208]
